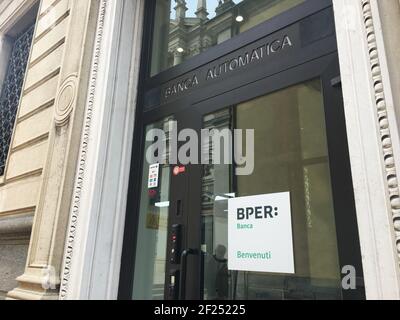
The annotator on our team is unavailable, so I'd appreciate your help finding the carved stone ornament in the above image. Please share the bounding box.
[55,74,78,126]
[362,0,400,263]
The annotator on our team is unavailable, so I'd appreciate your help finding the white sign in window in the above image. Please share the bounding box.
[148,163,160,189]
[228,192,295,274]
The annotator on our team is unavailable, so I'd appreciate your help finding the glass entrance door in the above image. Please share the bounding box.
[121,0,365,301]
[201,79,342,300]
[129,69,365,300]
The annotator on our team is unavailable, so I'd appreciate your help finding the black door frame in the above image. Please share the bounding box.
[118,0,365,300]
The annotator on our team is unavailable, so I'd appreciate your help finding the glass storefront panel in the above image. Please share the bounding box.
[132,117,174,300]
[201,79,343,300]
[151,0,306,76]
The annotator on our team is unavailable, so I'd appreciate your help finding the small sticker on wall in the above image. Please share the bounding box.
[173,166,186,176]
[148,163,160,189]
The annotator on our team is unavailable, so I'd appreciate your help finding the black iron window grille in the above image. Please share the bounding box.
[0,24,35,176]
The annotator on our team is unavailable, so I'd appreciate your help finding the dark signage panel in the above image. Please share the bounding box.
[144,8,335,110]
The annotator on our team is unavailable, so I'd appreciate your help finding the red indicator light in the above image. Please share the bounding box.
[173,166,186,176]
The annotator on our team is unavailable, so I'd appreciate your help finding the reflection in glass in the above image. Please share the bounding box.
[201,79,343,300]
[151,0,305,76]
[202,109,233,300]
[132,118,174,300]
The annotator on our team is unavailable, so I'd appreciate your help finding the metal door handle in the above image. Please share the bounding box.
[179,248,198,300]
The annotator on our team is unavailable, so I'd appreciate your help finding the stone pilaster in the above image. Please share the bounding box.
[7,0,99,300]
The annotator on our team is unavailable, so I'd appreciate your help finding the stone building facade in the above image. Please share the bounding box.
[0,0,399,300]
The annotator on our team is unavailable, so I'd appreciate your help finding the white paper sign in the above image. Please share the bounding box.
[228,192,295,274]
[148,163,160,189]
